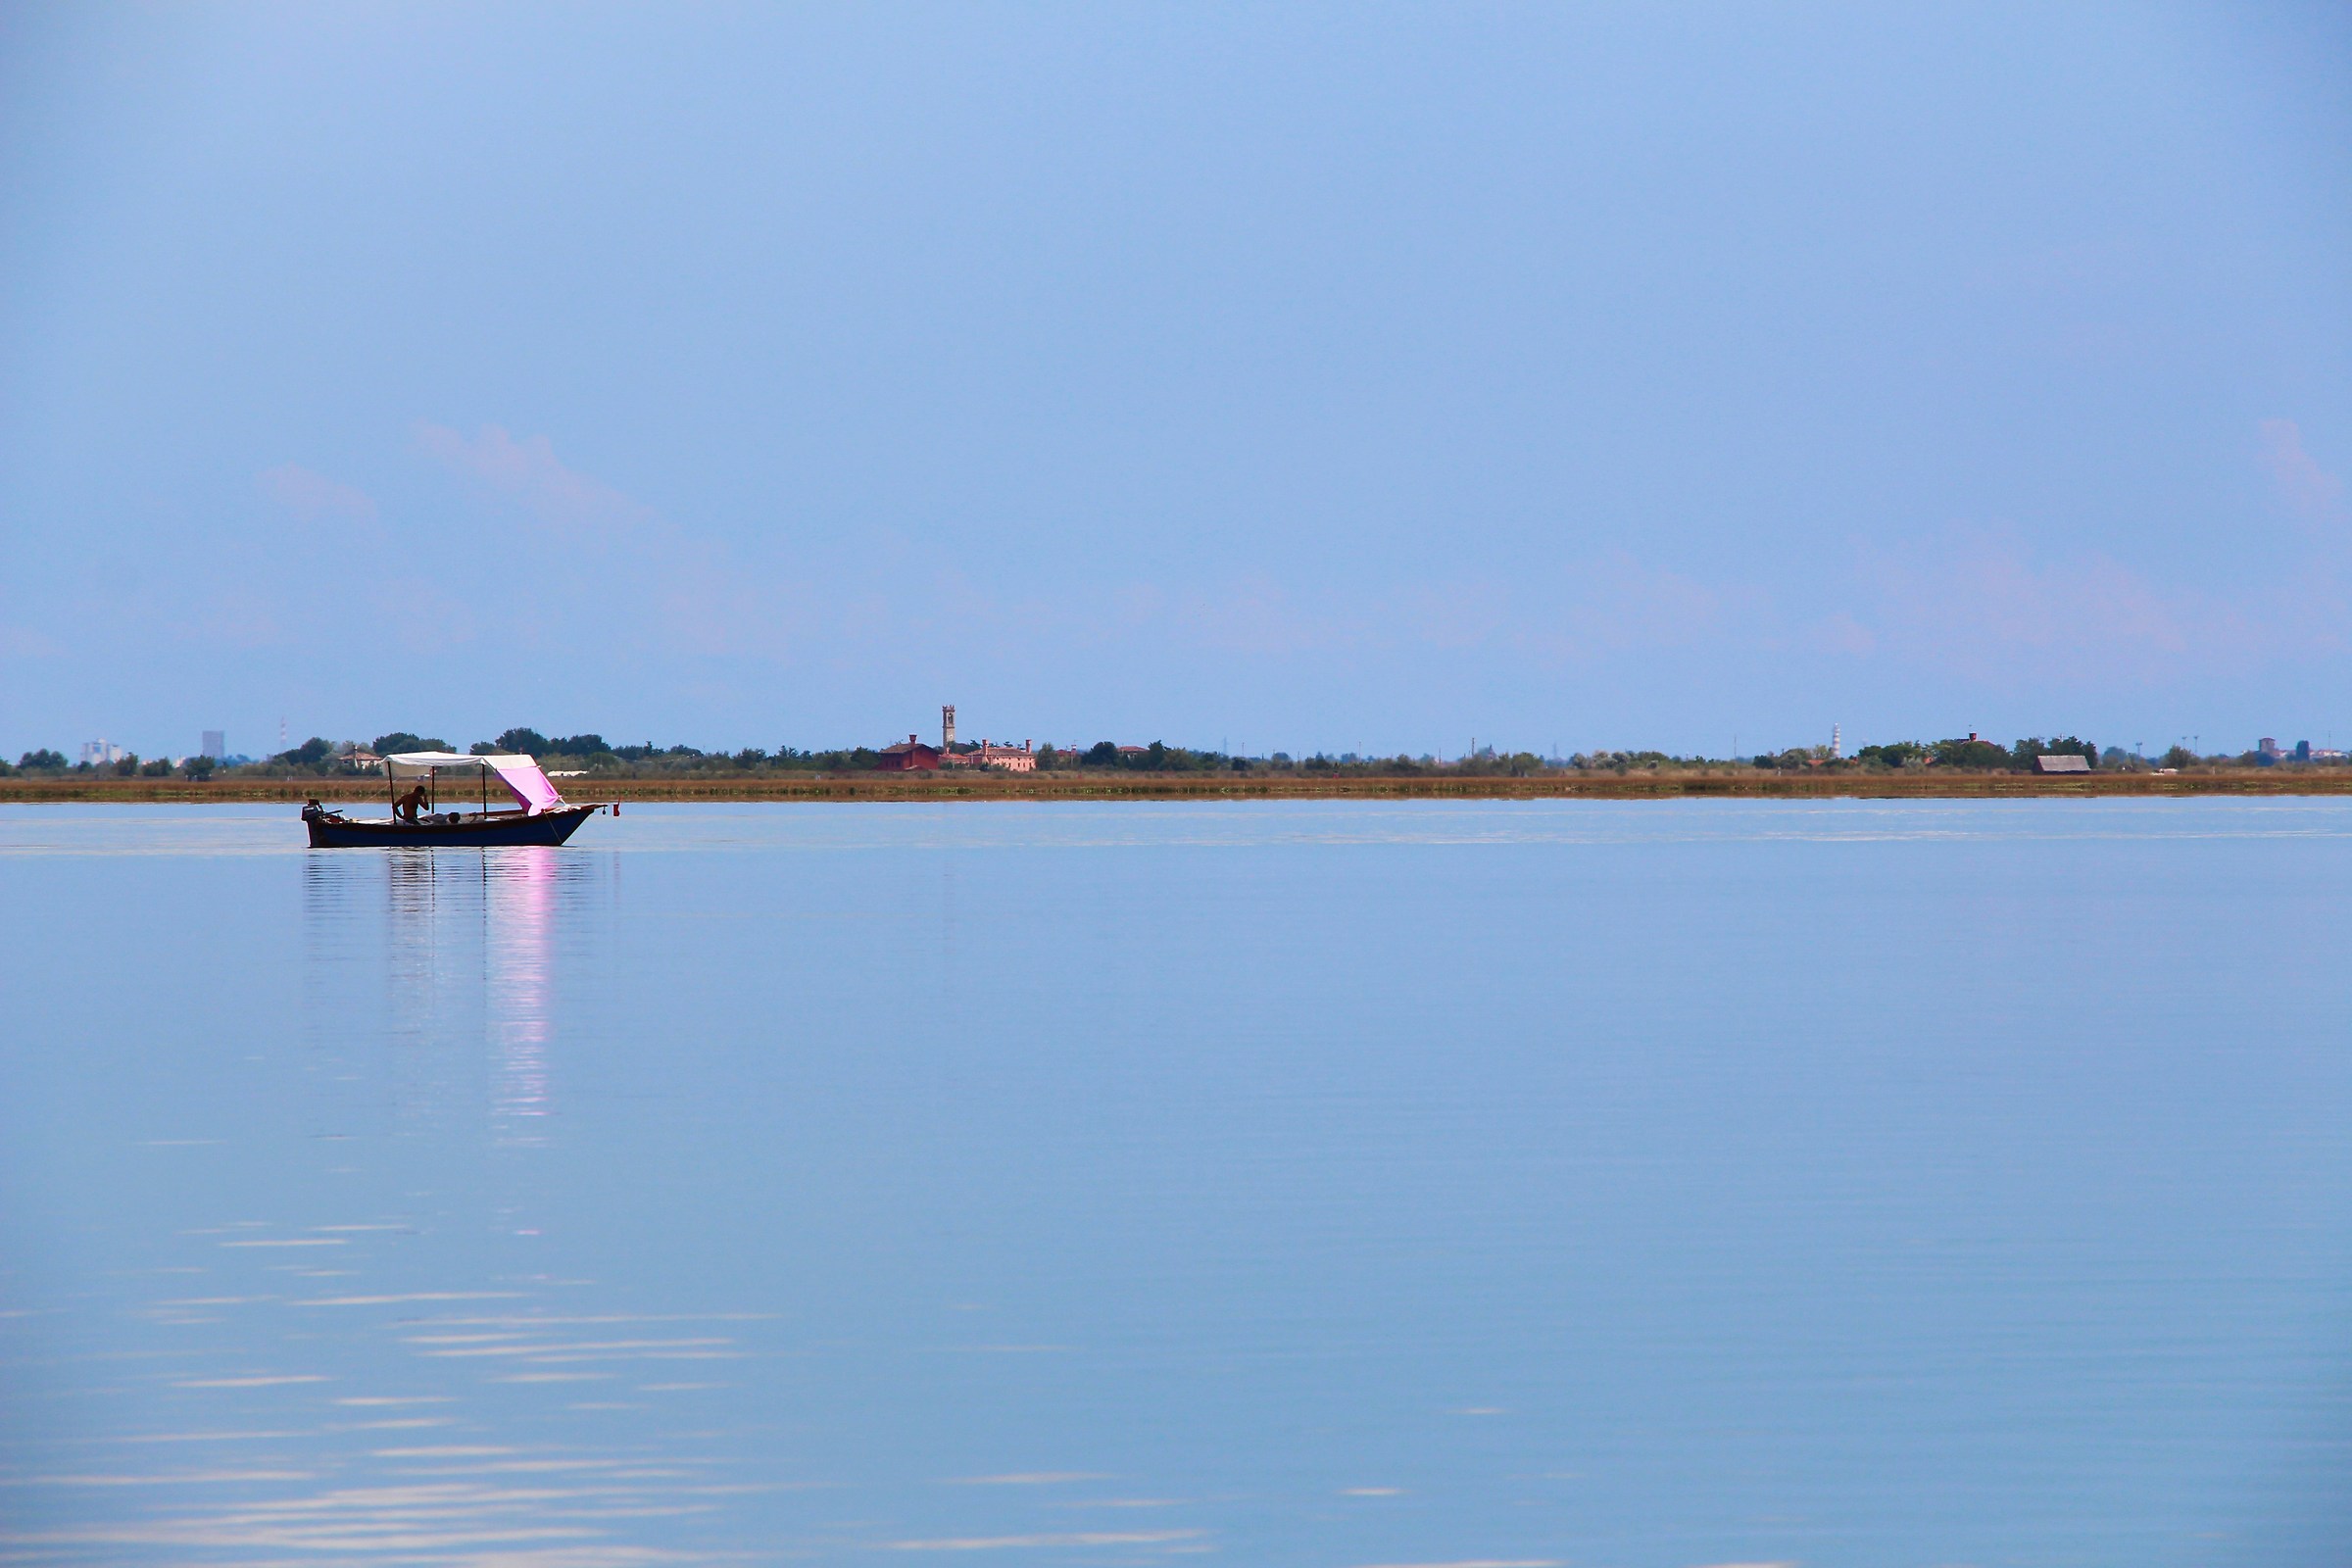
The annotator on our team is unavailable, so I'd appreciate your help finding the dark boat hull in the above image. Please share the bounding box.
[305,804,604,848]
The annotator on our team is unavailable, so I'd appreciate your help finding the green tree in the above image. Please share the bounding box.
[497,726,551,754]
[1933,736,2012,769]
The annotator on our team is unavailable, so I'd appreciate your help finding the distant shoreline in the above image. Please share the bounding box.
[7,772,2351,805]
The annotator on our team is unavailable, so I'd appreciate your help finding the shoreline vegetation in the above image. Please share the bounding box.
[9,770,2351,805]
[13,728,2350,803]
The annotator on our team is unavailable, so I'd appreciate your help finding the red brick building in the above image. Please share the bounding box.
[877,735,944,771]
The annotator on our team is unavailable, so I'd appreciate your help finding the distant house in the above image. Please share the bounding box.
[945,739,1038,772]
[970,739,1037,773]
[877,735,943,772]
[2034,754,2092,774]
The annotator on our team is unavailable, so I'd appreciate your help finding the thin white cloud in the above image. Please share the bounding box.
[259,463,377,524]
[1152,554,1764,667]
[886,1529,1203,1549]
[414,422,654,543]
[1806,611,1876,657]
[1545,551,1760,657]
[414,420,821,663]
[1853,527,2217,684]
[2258,418,2344,523]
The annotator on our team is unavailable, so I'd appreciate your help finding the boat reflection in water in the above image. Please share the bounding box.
[302,844,604,1145]
[487,848,557,1141]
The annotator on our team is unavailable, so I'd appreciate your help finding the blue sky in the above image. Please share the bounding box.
[3,3,2346,760]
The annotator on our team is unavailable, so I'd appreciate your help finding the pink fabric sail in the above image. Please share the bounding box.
[485,755,564,815]
[383,751,568,815]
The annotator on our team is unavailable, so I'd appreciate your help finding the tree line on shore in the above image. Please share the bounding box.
[2,727,2321,780]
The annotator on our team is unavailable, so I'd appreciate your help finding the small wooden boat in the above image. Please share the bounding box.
[302,751,610,848]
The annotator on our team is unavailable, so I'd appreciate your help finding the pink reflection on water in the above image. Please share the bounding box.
[486,849,558,1143]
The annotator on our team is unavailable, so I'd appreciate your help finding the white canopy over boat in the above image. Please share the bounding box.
[385,752,566,815]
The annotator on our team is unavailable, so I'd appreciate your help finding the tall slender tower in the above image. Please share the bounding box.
[1831,723,1842,759]
[942,705,956,751]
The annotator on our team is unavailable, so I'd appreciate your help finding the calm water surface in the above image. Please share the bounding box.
[1,799,2346,1566]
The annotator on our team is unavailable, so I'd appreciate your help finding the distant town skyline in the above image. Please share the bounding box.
[22,717,2351,777]
[3,7,2346,760]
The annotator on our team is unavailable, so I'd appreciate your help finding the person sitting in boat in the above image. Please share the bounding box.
[394,781,429,823]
